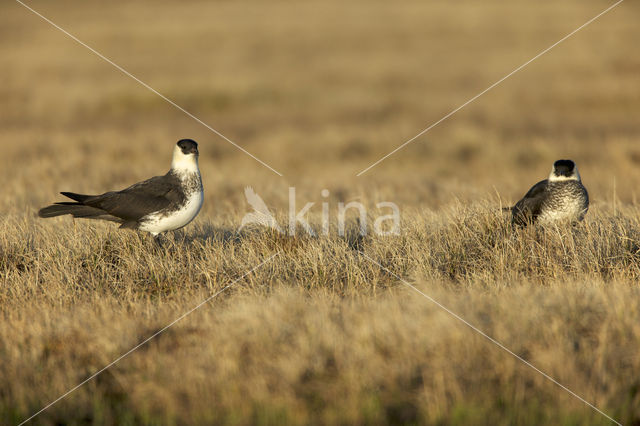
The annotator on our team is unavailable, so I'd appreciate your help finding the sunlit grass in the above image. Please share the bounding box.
[2,0,639,424]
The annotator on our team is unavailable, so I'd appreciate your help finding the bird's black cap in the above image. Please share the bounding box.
[553,159,575,177]
[177,139,198,155]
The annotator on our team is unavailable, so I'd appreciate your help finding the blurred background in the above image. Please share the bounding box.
[1,0,638,221]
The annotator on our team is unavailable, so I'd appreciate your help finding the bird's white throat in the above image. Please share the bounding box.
[548,169,581,182]
[171,145,200,177]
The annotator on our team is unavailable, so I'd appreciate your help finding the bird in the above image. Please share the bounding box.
[505,159,589,226]
[38,139,204,240]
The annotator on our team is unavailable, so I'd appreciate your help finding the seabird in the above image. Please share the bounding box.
[506,159,589,226]
[39,139,204,238]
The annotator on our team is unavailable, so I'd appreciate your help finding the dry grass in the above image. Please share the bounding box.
[2,0,640,424]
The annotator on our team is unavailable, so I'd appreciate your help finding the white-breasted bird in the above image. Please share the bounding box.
[39,139,204,238]
[506,159,589,226]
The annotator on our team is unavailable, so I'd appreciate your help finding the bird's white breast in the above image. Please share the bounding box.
[537,186,588,225]
[537,199,584,224]
[140,174,203,235]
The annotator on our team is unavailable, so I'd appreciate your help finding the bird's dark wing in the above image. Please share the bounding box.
[77,174,185,222]
[511,179,548,226]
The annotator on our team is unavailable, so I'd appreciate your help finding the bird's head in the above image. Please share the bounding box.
[549,159,580,182]
[171,139,199,173]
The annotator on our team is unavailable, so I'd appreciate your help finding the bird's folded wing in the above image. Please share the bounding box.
[512,179,547,224]
[83,175,184,221]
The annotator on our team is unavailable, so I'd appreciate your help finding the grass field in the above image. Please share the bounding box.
[2,0,640,424]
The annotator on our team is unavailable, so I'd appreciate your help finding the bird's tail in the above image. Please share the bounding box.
[38,203,107,219]
[38,192,110,220]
